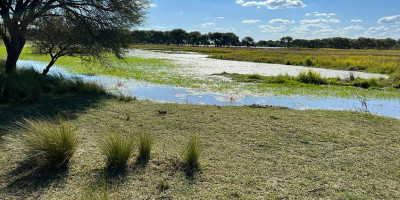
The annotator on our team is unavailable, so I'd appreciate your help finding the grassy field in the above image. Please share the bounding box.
[1,46,400,99]
[1,95,400,199]
[134,45,400,75]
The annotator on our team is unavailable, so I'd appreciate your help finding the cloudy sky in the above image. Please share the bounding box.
[143,0,400,41]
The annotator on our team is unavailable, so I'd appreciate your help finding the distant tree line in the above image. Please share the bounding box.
[130,29,400,50]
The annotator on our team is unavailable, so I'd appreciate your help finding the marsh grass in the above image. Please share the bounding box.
[137,133,152,161]
[15,117,77,168]
[298,70,326,85]
[99,133,135,170]
[219,70,395,89]
[183,134,200,169]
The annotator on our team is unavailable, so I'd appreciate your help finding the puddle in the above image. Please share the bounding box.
[17,60,400,119]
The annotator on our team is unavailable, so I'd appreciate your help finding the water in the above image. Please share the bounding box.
[17,60,400,119]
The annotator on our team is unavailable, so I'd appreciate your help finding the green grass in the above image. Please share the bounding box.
[0,67,105,103]
[1,98,400,199]
[13,117,76,168]
[99,133,135,169]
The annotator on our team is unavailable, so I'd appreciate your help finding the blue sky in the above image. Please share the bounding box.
[141,0,400,41]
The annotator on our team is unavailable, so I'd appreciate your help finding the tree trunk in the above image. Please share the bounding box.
[4,39,26,74]
[42,59,56,76]
[5,53,19,73]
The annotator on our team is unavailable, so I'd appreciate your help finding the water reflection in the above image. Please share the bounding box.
[17,60,400,119]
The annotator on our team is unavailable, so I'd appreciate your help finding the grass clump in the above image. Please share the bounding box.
[99,133,134,169]
[298,70,326,85]
[183,134,200,168]
[137,133,152,161]
[16,117,77,168]
[117,94,137,102]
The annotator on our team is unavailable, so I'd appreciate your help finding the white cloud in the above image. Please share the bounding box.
[149,3,157,8]
[378,15,400,24]
[242,19,261,23]
[218,17,225,19]
[259,25,286,33]
[269,19,295,24]
[227,27,237,32]
[201,23,216,28]
[236,0,306,9]
[308,12,336,17]
[364,26,390,37]
[154,26,165,30]
[328,19,341,23]
[351,19,363,23]
[342,26,364,31]
[300,18,341,24]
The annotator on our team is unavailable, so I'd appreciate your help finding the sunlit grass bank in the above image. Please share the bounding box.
[1,98,400,199]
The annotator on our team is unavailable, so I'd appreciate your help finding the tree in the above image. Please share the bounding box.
[29,16,131,75]
[0,0,149,73]
[241,37,255,47]
[222,33,240,47]
[170,29,187,46]
[280,36,293,48]
[188,31,201,46]
[199,34,210,46]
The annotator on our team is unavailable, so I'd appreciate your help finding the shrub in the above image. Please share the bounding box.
[183,134,200,168]
[137,133,152,161]
[100,133,134,169]
[305,57,314,66]
[297,70,326,85]
[16,117,77,167]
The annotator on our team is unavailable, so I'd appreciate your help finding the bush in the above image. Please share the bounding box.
[305,57,314,66]
[16,117,77,167]
[100,133,134,169]
[297,70,326,85]
[183,134,200,168]
[137,133,152,161]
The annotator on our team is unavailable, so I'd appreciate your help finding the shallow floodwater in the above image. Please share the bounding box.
[17,60,400,119]
[128,49,389,80]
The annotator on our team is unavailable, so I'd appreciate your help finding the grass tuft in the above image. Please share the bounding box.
[183,134,200,168]
[16,117,77,168]
[117,94,137,102]
[99,133,134,169]
[298,70,326,85]
[137,133,152,161]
